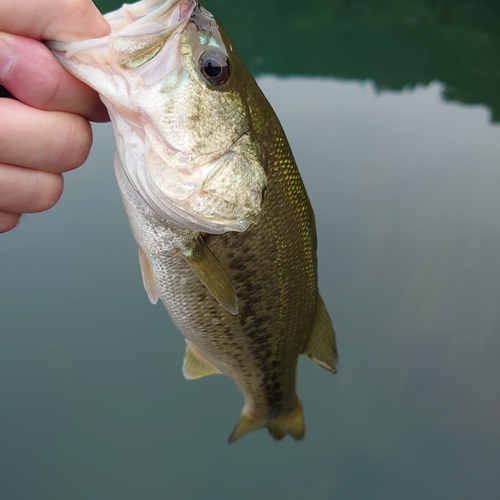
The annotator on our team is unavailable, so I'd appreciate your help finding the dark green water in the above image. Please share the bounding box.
[1,1,500,498]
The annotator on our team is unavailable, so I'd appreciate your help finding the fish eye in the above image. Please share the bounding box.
[198,50,230,86]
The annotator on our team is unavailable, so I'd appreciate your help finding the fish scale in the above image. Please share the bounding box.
[48,0,337,441]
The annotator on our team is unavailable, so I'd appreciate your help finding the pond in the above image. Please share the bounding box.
[1,1,499,498]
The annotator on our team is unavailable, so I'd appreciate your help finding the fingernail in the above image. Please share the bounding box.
[0,33,16,83]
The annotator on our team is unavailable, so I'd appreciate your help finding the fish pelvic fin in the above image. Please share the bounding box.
[302,294,338,373]
[182,339,221,379]
[228,399,305,443]
[181,236,238,315]
[137,245,159,304]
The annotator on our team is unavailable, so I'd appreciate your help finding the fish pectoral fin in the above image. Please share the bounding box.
[138,246,159,305]
[302,294,338,373]
[180,236,238,315]
[229,399,305,443]
[183,340,222,379]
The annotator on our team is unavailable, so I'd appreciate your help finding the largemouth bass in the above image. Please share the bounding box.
[48,0,337,442]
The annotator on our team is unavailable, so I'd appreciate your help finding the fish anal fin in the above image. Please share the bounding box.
[181,236,238,315]
[302,294,338,373]
[228,399,305,443]
[138,246,159,304]
[183,340,221,380]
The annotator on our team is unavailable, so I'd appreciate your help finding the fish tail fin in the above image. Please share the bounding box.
[228,412,267,443]
[228,399,305,443]
[267,398,305,441]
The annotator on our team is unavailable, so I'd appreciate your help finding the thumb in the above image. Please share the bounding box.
[0,0,110,42]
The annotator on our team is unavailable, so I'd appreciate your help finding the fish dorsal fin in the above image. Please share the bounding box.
[180,237,238,315]
[302,295,338,373]
[137,246,159,304]
[183,340,222,379]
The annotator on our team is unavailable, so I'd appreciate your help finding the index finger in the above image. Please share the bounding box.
[0,33,108,121]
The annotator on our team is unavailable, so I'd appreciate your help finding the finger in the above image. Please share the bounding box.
[0,98,93,173]
[0,211,21,233]
[0,163,64,214]
[0,0,110,42]
[0,33,108,122]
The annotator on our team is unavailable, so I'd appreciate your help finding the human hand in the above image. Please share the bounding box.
[0,0,110,233]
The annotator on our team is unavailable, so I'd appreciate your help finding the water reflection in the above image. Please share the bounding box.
[1,73,499,498]
[95,0,500,121]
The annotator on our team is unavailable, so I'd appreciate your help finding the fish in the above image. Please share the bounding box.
[48,0,337,442]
